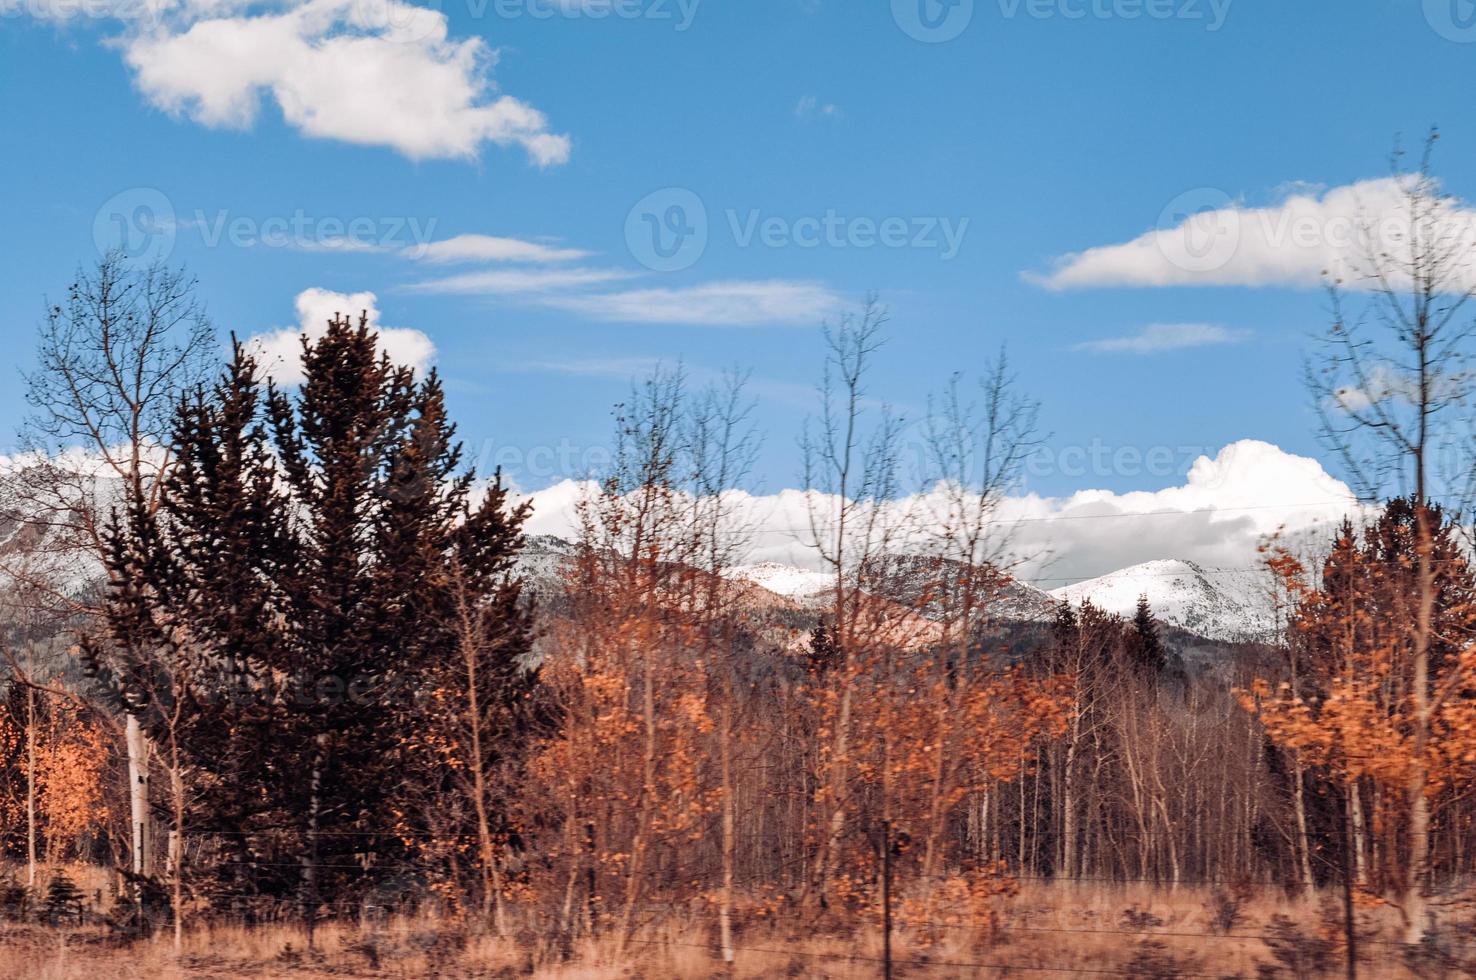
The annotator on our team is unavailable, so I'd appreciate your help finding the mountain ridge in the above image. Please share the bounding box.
[519,539,1272,644]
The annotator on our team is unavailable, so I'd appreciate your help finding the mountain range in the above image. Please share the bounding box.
[518,537,1276,645]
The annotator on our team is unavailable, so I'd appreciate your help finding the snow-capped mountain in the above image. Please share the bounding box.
[526,542,1277,644]
[725,555,1060,623]
[1048,558,1275,643]
[723,562,834,604]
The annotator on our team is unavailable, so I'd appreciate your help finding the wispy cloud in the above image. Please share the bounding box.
[407,234,592,264]
[1071,323,1247,355]
[539,280,843,326]
[408,267,638,295]
[403,225,844,327]
[794,94,843,119]
[293,236,392,254]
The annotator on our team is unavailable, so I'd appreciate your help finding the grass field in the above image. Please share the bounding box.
[1,870,1466,978]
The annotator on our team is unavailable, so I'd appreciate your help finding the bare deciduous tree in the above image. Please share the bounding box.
[1303,131,1476,942]
[0,252,212,895]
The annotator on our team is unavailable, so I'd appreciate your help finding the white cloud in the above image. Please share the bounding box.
[998,440,1360,585]
[794,94,842,119]
[402,235,843,326]
[539,280,843,326]
[1029,176,1476,291]
[1072,323,1247,354]
[294,236,391,254]
[33,0,571,163]
[1,0,152,20]
[246,288,436,385]
[407,234,592,264]
[408,266,637,295]
[520,440,1360,587]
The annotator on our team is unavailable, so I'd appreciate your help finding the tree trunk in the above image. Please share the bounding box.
[301,735,326,947]
[816,674,855,903]
[169,758,185,955]
[464,635,507,938]
[1348,779,1368,887]
[1062,710,1080,880]
[1404,504,1435,944]
[718,695,736,965]
[616,638,658,948]
[25,687,37,889]
[126,714,152,878]
[1291,757,1314,892]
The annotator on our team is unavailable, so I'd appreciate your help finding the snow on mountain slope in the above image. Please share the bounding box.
[723,562,834,603]
[1049,559,1274,642]
[728,554,1060,624]
[988,579,1060,623]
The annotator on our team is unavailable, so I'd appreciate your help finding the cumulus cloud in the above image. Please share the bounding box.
[1072,323,1247,354]
[1029,176,1476,291]
[519,440,1361,586]
[997,439,1360,585]
[246,288,436,385]
[24,0,569,163]
[407,234,592,264]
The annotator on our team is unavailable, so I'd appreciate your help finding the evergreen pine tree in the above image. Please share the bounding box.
[1127,594,1166,676]
[43,872,83,926]
[88,315,540,919]
[807,622,841,677]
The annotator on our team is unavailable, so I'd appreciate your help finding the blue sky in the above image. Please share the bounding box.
[2,0,1474,507]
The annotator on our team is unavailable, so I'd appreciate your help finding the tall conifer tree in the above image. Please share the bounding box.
[88,315,538,919]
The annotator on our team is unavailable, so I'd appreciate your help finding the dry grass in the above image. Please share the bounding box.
[0,871,1460,978]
